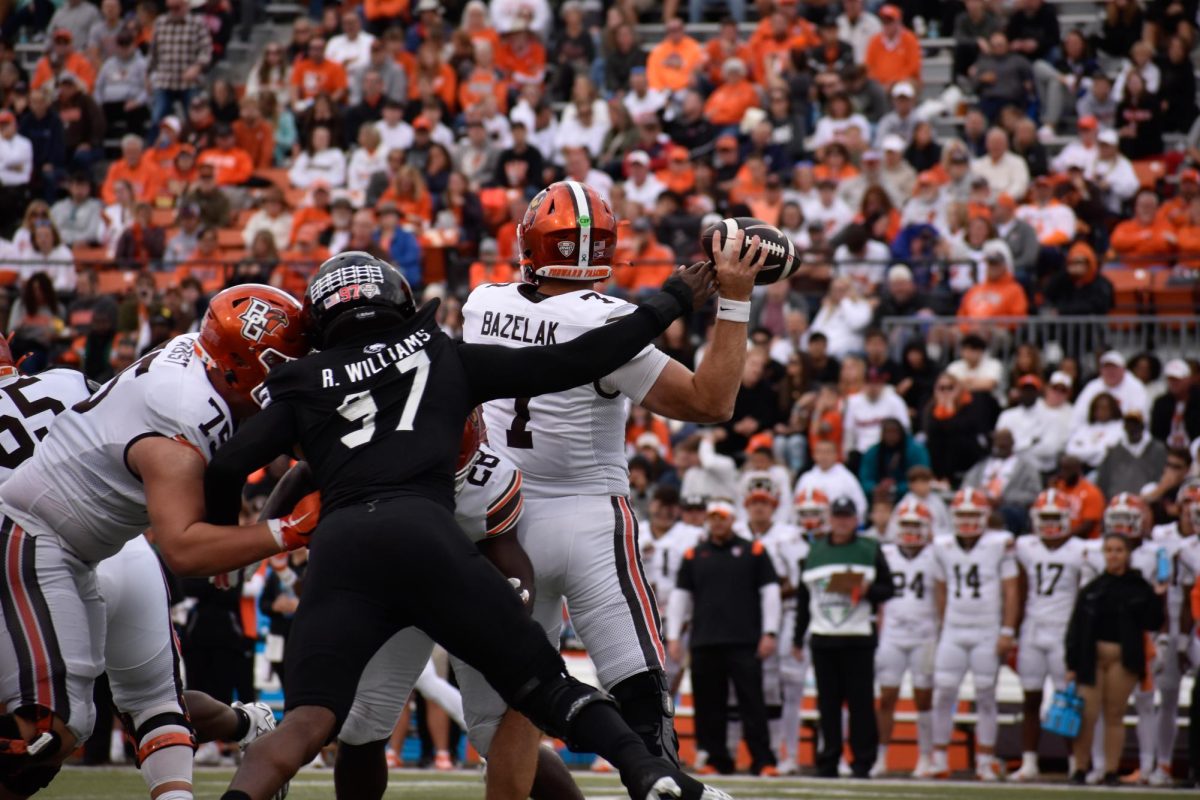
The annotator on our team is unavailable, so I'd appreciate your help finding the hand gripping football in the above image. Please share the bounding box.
[701,217,800,285]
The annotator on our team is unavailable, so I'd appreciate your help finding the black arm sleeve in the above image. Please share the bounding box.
[793,559,810,643]
[867,546,895,607]
[204,400,299,526]
[460,281,693,405]
[258,462,316,521]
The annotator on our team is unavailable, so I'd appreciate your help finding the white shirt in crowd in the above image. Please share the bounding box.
[842,385,912,456]
[1087,153,1139,214]
[808,296,872,359]
[794,462,868,521]
[970,151,1030,200]
[997,399,1073,473]
[1071,372,1149,428]
[945,354,1004,392]
[324,31,375,71]
[623,88,667,120]
[377,119,414,155]
[1065,419,1124,468]
[346,147,387,195]
[1051,140,1098,174]
[837,10,882,63]
[0,133,33,187]
[624,174,667,210]
[679,437,739,503]
[288,147,347,189]
[833,240,892,295]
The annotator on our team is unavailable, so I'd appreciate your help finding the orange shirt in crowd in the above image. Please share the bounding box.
[148,141,182,174]
[617,240,675,294]
[703,38,751,85]
[467,27,501,53]
[495,38,546,84]
[808,404,845,461]
[289,207,331,245]
[495,221,518,263]
[156,163,196,205]
[646,36,706,92]
[1109,217,1178,262]
[748,196,784,226]
[854,208,901,242]
[102,157,161,204]
[232,118,275,169]
[198,146,254,186]
[378,188,433,224]
[812,163,859,183]
[392,48,417,81]
[727,170,766,206]
[657,164,695,195]
[749,15,816,49]
[863,29,922,87]
[408,63,458,111]
[749,32,811,84]
[458,67,508,113]
[32,52,95,92]
[273,246,329,297]
[1052,477,1106,537]
[469,258,517,289]
[1176,223,1200,267]
[703,79,759,127]
[290,57,348,101]
[1155,196,1192,230]
[957,270,1029,319]
[627,416,674,462]
[363,0,407,23]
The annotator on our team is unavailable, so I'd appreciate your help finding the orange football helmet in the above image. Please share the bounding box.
[895,498,933,548]
[744,475,779,507]
[794,487,830,535]
[0,334,15,378]
[950,487,989,538]
[1103,492,1147,538]
[1180,480,1200,533]
[1031,489,1071,540]
[518,180,619,282]
[195,284,308,406]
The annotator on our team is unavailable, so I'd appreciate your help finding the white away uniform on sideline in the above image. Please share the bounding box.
[0,336,234,742]
[463,282,672,688]
[339,443,523,752]
[877,543,939,690]
[930,531,1016,754]
[1015,536,1086,692]
[646,521,704,686]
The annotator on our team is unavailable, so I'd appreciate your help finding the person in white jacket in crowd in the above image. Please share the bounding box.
[346,123,388,199]
[677,431,739,502]
[996,374,1069,472]
[287,124,347,189]
[1071,350,1149,428]
[1066,391,1125,469]
[1087,129,1139,215]
[794,439,868,522]
[809,275,872,359]
[1023,370,1075,472]
[843,368,911,460]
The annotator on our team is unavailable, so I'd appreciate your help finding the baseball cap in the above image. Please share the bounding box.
[1098,129,1119,146]
[1077,116,1098,131]
[1164,358,1191,380]
[882,134,906,153]
[1049,370,1072,389]
[862,149,882,162]
[669,145,690,161]
[745,432,774,454]
[635,432,661,450]
[0,110,14,125]
[878,4,902,21]
[716,133,738,150]
[1099,350,1126,368]
[413,116,432,131]
[891,81,915,98]
[830,497,857,517]
[887,264,913,283]
[706,498,737,518]
[1017,374,1043,390]
[627,150,650,167]
[680,495,708,511]
[52,28,72,43]
[995,193,1016,210]
[160,115,182,133]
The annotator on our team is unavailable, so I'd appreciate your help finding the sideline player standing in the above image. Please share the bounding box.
[459,180,766,781]
[930,487,1019,781]
[875,499,939,778]
[1012,490,1087,782]
[203,253,740,800]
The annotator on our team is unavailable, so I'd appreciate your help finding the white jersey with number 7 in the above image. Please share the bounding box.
[462,282,671,499]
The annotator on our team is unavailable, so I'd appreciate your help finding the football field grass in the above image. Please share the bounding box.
[41,767,1188,799]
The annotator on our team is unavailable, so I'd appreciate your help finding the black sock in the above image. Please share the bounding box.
[567,702,654,774]
[232,707,251,741]
[221,792,252,800]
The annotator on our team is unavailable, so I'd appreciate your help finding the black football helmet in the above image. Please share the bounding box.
[304,251,416,348]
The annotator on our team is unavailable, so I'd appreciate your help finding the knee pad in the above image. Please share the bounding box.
[1,763,61,797]
[510,673,617,751]
[132,712,196,768]
[610,670,679,766]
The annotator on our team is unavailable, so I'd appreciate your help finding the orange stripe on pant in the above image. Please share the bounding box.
[5,526,56,711]
[618,497,665,666]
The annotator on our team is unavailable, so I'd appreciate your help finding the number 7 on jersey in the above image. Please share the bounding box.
[337,350,430,448]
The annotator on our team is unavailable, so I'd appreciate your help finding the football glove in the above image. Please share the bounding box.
[508,577,530,605]
[267,491,321,551]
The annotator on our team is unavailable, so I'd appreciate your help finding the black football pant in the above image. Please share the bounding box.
[283,496,655,772]
[689,644,774,774]
[811,642,877,777]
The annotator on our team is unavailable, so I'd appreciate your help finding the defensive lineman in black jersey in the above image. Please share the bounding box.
[204,253,731,800]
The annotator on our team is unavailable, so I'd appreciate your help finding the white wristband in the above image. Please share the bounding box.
[267,518,284,551]
[1000,626,1015,638]
[715,297,751,323]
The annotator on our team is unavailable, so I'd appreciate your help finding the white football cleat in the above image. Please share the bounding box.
[976,755,1002,782]
[233,701,277,748]
[911,753,935,779]
[775,758,797,775]
[869,757,887,778]
[1147,765,1172,787]
[1012,760,1039,782]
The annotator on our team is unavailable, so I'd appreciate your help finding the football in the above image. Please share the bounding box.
[700,217,800,285]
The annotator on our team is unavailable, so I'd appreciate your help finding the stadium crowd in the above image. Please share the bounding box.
[1,0,1200,788]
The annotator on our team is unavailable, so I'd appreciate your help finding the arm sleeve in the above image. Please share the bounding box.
[760,583,782,636]
[204,400,298,526]
[867,545,895,606]
[666,588,693,640]
[460,283,691,404]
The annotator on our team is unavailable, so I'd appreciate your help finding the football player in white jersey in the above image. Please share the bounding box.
[1173,482,1200,784]
[875,499,939,778]
[0,285,312,799]
[735,477,807,773]
[1085,493,1169,783]
[646,493,705,694]
[334,412,585,800]
[930,487,1019,781]
[1012,489,1087,782]
[459,179,767,780]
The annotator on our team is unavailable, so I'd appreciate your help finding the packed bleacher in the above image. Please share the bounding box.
[3,0,1200,787]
